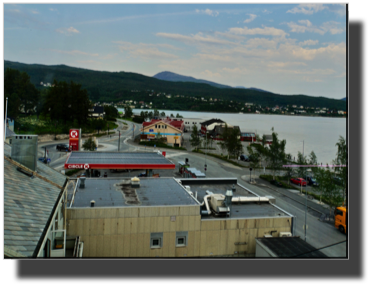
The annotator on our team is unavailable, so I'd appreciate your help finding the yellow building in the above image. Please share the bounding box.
[141,120,183,147]
[66,177,294,257]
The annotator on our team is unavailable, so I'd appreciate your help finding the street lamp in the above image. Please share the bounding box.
[204,164,207,177]
[4,97,8,142]
[249,167,252,183]
[117,130,121,151]
[304,168,312,242]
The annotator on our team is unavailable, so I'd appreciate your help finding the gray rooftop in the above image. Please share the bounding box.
[72,177,199,208]
[66,151,174,165]
[178,179,290,220]
[4,156,67,257]
[256,237,328,258]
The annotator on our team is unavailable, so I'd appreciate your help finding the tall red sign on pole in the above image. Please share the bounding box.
[69,129,81,151]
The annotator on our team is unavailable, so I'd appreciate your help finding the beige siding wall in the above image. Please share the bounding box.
[67,206,292,257]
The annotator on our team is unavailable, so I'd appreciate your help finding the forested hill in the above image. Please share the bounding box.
[4,60,346,110]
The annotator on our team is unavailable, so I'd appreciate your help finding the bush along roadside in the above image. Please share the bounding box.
[259,174,324,202]
[139,140,187,151]
[192,149,246,168]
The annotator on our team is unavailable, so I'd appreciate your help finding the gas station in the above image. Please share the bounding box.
[64,151,175,177]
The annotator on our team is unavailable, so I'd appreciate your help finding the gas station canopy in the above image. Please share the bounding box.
[64,151,175,170]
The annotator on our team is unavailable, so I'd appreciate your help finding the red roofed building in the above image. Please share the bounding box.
[141,117,184,147]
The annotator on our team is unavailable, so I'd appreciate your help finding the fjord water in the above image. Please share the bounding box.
[122,108,346,165]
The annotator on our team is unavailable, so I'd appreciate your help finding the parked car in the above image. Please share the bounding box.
[56,144,70,151]
[290,178,307,186]
[138,172,147,177]
[270,179,283,187]
[306,176,319,186]
[239,154,250,162]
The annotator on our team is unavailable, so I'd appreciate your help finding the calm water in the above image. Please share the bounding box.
[119,108,346,164]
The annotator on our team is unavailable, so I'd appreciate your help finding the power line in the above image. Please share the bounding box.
[294,240,347,257]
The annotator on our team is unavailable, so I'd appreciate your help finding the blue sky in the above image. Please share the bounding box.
[4,3,346,99]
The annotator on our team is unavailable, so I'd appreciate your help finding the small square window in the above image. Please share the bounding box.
[176,231,188,247]
[150,232,163,249]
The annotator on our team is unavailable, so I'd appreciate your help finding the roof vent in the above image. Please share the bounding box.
[79,176,86,188]
[232,184,236,192]
[225,189,233,209]
[90,200,95,207]
[131,177,140,188]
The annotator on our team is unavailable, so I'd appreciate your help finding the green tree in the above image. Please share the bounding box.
[189,124,201,150]
[176,113,183,118]
[220,124,243,159]
[82,137,97,151]
[296,151,308,179]
[160,111,166,117]
[266,132,286,179]
[124,105,133,118]
[104,105,119,120]
[334,136,347,204]
[154,109,160,117]
[42,80,91,126]
[247,147,261,183]
[314,165,343,215]
[4,68,39,119]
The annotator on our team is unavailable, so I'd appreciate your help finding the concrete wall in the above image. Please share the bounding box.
[66,206,292,257]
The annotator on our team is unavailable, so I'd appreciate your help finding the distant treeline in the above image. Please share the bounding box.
[4,60,347,110]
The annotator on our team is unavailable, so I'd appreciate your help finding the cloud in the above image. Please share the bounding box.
[287,4,327,15]
[299,40,319,46]
[286,21,325,35]
[49,8,58,12]
[195,9,219,17]
[49,49,98,57]
[201,70,221,78]
[56,27,80,36]
[156,32,236,46]
[31,10,39,14]
[243,14,257,24]
[320,21,345,34]
[286,20,344,35]
[114,41,178,59]
[222,67,248,75]
[228,26,288,37]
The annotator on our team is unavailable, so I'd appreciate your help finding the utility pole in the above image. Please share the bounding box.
[118,130,121,151]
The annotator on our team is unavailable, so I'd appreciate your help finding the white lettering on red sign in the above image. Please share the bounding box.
[84,164,90,169]
[67,164,83,169]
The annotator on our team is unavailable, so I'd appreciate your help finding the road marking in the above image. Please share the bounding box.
[222,163,242,170]
[165,152,186,158]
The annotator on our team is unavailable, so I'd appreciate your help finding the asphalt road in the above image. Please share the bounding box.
[38,119,347,257]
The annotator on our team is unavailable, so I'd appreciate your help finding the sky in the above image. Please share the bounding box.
[3,2,346,99]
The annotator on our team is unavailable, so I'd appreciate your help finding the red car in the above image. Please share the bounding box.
[290,178,307,186]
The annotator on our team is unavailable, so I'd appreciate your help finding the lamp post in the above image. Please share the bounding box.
[249,167,252,183]
[118,130,121,151]
[204,164,207,177]
[4,97,8,142]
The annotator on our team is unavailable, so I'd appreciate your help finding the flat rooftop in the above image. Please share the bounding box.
[256,237,328,258]
[72,177,199,208]
[178,178,290,220]
[65,151,175,170]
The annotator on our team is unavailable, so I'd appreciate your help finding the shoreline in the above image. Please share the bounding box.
[118,107,346,119]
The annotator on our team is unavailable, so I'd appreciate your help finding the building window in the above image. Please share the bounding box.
[150,232,163,248]
[176,231,188,247]
[155,125,157,128]
[158,125,161,129]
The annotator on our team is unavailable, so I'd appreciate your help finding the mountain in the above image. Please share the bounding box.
[153,71,231,89]
[154,71,270,93]
[341,97,346,101]
[4,60,346,110]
